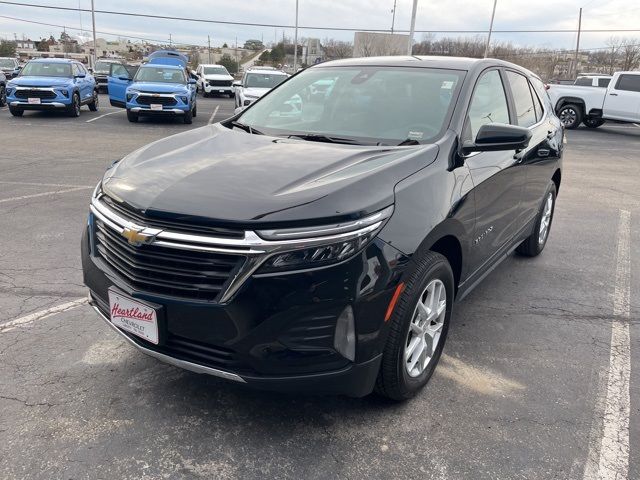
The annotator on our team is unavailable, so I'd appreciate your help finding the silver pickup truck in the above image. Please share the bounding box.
[548,71,640,129]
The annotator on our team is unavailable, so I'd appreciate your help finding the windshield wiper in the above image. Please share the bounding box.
[396,138,421,146]
[230,121,263,135]
[286,133,361,145]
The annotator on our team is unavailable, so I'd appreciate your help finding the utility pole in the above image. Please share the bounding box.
[90,0,97,68]
[169,34,172,48]
[391,0,397,34]
[208,35,211,63]
[235,36,239,72]
[293,0,299,72]
[573,8,582,78]
[407,0,418,55]
[484,0,497,58]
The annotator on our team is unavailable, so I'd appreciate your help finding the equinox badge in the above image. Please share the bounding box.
[121,227,161,247]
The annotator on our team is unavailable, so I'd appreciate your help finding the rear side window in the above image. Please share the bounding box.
[615,74,640,93]
[598,78,611,88]
[467,70,510,139]
[506,71,537,128]
[575,77,592,86]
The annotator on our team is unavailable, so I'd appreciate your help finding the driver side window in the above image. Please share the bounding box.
[467,70,510,140]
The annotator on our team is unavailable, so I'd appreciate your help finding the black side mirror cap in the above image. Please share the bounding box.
[461,123,532,155]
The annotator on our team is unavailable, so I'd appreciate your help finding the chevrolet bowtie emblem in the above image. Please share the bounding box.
[121,227,161,246]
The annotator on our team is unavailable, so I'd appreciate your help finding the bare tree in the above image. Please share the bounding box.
[322,39,353,60]
[605,37,623,74]
[620,38,640,71]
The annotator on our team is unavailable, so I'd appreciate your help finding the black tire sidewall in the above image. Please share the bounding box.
[559,104,582,129]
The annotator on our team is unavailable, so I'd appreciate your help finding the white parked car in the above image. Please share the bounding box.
[234,68,289,109]
[195,64,235,97]
[547,71,640,128]
[573,74,612,88]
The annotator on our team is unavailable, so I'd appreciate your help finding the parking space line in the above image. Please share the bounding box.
[0,181,92,188]
[0,186,91,204]
[208,105,220,125]
[0,298,87,333]
[584,210,631,480]
[86,110,125,123]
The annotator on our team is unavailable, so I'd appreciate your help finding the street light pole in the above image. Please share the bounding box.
[573,7,582,78]
[484,0,497,58]
[293,0,299,72]
[407,0,418,55]
[391,0,397,34]
[90,0,97,68]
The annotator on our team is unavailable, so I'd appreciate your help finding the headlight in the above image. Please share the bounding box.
[126,93,134,101]
[255,206,393,274]
[59,89,69,97]
[180,96,189,103]
[91,181,102,199]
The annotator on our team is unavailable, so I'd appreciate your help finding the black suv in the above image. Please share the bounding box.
[82,56,563,400]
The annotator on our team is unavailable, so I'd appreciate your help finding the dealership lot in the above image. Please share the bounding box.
[0,94,638,479]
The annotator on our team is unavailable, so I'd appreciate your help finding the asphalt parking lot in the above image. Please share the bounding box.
[0,94,638,479]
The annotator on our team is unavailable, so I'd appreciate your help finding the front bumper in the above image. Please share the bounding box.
[9,100,68,109]
[82,214,408,396]
[203,84,233,94]
[129,106,187,115]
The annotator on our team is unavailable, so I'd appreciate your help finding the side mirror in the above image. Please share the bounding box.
[461,123,531,155]
[75,73,86,79]
[232,81,242,87]
[87,67,93,73]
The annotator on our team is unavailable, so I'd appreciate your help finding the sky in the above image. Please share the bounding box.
[0,0,639,52]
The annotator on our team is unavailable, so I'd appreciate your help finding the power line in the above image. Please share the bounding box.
[3,0,640,34]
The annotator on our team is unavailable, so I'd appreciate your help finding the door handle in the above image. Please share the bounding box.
[537,148,551,157]
[547,130,557,140]
[609,93,618,96]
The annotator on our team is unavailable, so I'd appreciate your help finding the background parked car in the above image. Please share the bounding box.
[573,74,612,87]
[5,58,98,117]
[0,70,6,107]
[93,58,127,93]
[195,64,234,97]
[0,57,21,79]
[234,67,289,109]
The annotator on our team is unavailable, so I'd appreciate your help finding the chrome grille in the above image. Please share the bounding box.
[94,218,246,302]
[209,80,232,87]
[15,89,56,99]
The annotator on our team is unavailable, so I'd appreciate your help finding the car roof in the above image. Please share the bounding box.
[30,58,77,64]
[314,55,530,73]
[246,69,288,75]
[199,64,225,68]
[140,63,183,70]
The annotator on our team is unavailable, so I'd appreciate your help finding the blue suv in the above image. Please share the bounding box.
[108,50,197,124]
[6,58,98,117]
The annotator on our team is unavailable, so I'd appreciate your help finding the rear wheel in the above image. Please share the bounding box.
[0,85,6,107]
[375,251,454,401]
[9,106,23,117]
[67,93,81,117]
[126,109,138,122]
[557,103,582,129]
[88,90,99,111]
[516,182,556,257]
[583,117,604,128]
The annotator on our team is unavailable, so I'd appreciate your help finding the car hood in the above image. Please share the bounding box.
[242,87,271,98]
[101,124,439,227]
[9,76,72,87]
[202,74,233,81]
[129,82,189,93]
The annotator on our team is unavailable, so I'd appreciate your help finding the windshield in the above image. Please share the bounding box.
[245,73,288,88]
[0,59,15,68]
[237,66,464,145]
[95,61,115,74]
[203,66,228,75]
[134,66,186,84]
[20,62,71,77]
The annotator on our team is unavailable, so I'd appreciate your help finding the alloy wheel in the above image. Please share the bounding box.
[559,107,577,127]
[404,279,447,378]
[538,192,553,244]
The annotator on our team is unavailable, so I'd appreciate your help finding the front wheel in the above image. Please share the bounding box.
[67,93,81,117]
[126,109,138,122]
[183,108,193,124]
[583,117,604,128]
[516,182,557,257]
[375,251,454,401]
[0,85,6,107]
[557,104,582,129]
[9,106,23,117]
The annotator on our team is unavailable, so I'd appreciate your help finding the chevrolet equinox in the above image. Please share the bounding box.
[82,56,563,400]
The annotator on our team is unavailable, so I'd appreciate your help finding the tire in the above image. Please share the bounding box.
[88,90,99,111]
[183,108,193,124]
[9,106,23,117]
[516,182,557,257]
[375,251,454,401]
[67,93,81,117]
[126,109,138,123]
[0,85,6,107]
[557,103,582,129]
[228,92,235,98]
[192,103,197,118]
[583,117,604,128]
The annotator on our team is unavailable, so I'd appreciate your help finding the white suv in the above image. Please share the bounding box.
[195,64,235,97]
[235,68,289,109]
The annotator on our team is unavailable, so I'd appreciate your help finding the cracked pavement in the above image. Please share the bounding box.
[0,97,638,479]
